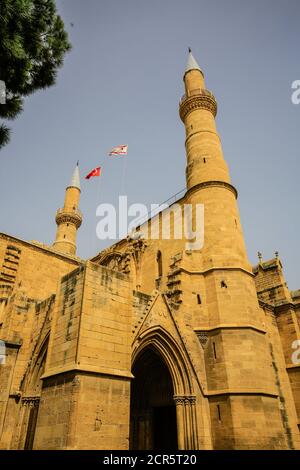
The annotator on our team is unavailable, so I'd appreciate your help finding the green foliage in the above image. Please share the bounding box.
[0,0,71,148]
[0,124,10,149]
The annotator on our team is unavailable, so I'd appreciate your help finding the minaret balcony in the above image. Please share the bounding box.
[55,208,82,228]
[179,88,217,120]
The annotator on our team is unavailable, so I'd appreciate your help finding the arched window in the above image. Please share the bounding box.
[157,250,162,278]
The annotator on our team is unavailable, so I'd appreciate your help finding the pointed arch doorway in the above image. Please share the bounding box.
[130,347,178,450]
[20,336,49,449]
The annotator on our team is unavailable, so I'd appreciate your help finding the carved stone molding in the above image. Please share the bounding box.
[174,395,196,405]
[126,238,148,264]
[55,209,82,229]
[179,90,217,121]
[197,331,209,349]
[21,396,40,407]
[126,238,148,288]
[97,248,128,274]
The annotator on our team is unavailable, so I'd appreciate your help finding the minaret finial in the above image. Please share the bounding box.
[258,252,263,263]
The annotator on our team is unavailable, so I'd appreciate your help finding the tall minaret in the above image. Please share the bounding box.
[179,50,300,449]
[180,49,249,269]
[180,48,231,188]
[53,163,82,255]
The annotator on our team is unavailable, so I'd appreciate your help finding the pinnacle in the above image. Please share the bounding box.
[68,163,81,190]
[185,49,202,75]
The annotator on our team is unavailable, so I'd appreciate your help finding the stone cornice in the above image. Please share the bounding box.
[169,265,254,278]
[258,299,275,312]
[286,363,300,370]
[256,284,284,296]
[0,232,82,264]
[194,324,266,335]
[186,180,238,199]
[204,389,278,398]
[185,129,221,147]
[274,301,298,313]
[41,364,133,381]
[0,338,22,348]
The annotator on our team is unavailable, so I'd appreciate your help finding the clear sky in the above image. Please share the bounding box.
[0,0,299,289]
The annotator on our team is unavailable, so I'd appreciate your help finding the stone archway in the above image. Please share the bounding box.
[131,327,199,450]
[130,347,178,450]
[19,335,49,450]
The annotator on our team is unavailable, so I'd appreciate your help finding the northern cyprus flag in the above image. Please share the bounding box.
[109,144,128,156]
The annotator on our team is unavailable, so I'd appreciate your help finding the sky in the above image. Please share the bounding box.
[0,0,299,289]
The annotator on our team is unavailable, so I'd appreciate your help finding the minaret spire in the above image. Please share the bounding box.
[185,48,203,76]
[53,164,82,255]
[69,162,81,190]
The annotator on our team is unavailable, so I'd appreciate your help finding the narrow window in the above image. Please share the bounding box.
[221,280,227,288]
[63,235,66,239]
[213,342,217,359]
[217,404,221,422]
[157,250,162,278]
[197,294,201,304]
[203,157,206,163]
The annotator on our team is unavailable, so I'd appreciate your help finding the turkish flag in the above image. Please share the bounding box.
[85,167,101,179]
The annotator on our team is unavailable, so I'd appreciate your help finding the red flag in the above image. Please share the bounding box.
[85,166,101,179]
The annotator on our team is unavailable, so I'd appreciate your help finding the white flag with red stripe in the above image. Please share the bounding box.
[108,144,128,156]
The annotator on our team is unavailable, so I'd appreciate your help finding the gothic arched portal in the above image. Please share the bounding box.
[131,327,199,450]
[130,347,178,450]
[19,335,49,450]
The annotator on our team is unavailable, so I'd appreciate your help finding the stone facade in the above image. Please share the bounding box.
[0,52,299,450]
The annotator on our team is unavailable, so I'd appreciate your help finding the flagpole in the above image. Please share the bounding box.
[94,158,104,256]
[121,154,127,196]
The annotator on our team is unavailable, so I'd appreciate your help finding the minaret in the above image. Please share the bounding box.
[180,49,231,189]
[53,163,82,255]
[180,49,249,269]
[179,50,300,449]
